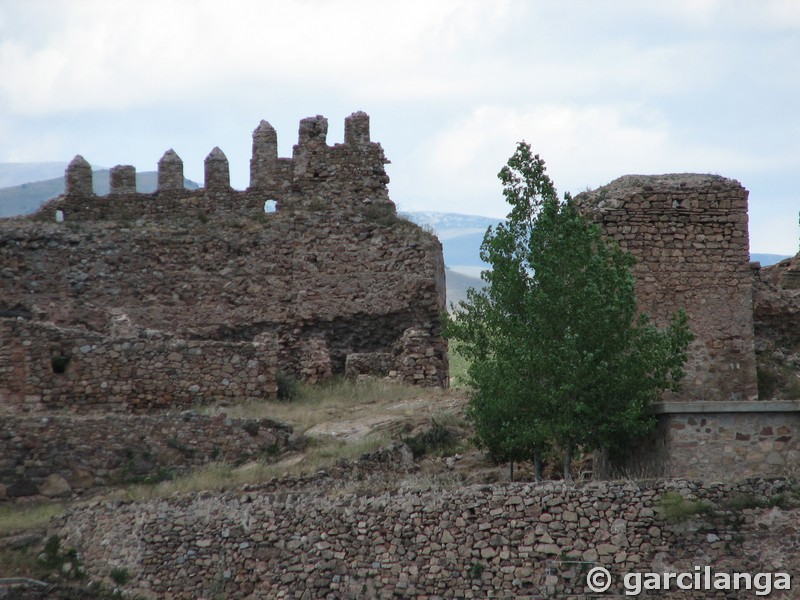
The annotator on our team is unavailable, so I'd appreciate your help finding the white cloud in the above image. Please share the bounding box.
[0,0,797,253]
[0,0,514,114]
[393,103,782,218]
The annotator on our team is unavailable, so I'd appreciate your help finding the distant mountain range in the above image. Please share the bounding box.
[0,162,792,307]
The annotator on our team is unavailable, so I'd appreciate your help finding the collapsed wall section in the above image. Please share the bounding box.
[575,174,757,402]
[752,253,800,400]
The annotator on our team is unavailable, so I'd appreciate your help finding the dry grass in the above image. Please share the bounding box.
[0,503,64,536]
[107,433,393,502]
[204,376,450,434]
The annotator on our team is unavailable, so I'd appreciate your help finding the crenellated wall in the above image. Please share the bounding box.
[0,113,449,414]
[41,112,394,224]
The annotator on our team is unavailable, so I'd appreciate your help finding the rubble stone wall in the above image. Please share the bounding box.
[596,403,800,479]
[0,412,295,501]
[752,253,800,399]
[0,113,448,396]
[0,318,277,413]
[53,478,798,599]
[575,174,757,402]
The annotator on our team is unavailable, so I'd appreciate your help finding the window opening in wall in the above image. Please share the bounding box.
[51,354,70,374]
[264,199,277,213]
[55,210,65,222]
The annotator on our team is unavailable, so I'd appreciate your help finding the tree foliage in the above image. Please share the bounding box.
[445,142,692,478]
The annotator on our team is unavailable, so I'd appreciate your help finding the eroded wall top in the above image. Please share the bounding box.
[575,173,757,402]
[0,113,449,400]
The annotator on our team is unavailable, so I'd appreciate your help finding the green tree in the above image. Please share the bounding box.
[446,142,692,480]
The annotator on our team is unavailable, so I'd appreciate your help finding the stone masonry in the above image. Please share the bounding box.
[0,412,295,501]
[0,317,277,413]
[575,174,757,403]
[52,477,799,599]
[0,112,449,417]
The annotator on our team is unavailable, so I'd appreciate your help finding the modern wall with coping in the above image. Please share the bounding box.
[597,401,800,479]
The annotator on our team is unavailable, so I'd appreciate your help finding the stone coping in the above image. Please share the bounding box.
[651,400,800,414]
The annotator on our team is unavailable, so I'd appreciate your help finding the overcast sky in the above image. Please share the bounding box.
[1,0,797,254]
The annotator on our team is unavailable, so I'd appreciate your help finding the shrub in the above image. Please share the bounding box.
[757,365,779,399]
[468,562,485,579]
[110,566,131,585]
[403,420,458,459]
[276,370,300,402]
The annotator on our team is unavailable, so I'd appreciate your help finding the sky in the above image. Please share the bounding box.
[0,0,798,254]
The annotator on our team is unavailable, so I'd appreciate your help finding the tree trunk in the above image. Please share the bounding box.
[509,461,514,482]
[564,446,573,480]
[534,450,543,482]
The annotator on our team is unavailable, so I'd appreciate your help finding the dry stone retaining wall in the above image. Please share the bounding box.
[52,478,798,599]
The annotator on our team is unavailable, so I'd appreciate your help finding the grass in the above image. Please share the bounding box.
[0,503,65,536]
[108,434,394,501]
[0,545,51,579]
[105,376,468,501]
[119,377,466,499]
[206,376,445,434]
[658,492,715,523]
[448,345,471,388]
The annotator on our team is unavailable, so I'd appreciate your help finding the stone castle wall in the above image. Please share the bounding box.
[0,412,295,501]
[0,113,448,414]
[52,478,798,599]
[575,174,757,403]
[752,253,800,399]
[0,318,276,413]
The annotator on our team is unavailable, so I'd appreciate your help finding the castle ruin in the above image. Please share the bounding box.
[0,112,448,416]
[576,175,800,479]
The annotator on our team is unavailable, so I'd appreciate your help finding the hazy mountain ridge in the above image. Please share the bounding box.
[403,210,794,269]
[0,161,70,188]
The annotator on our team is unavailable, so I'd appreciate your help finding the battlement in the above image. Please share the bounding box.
[0,111,448,411]
[47,112,393,223]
